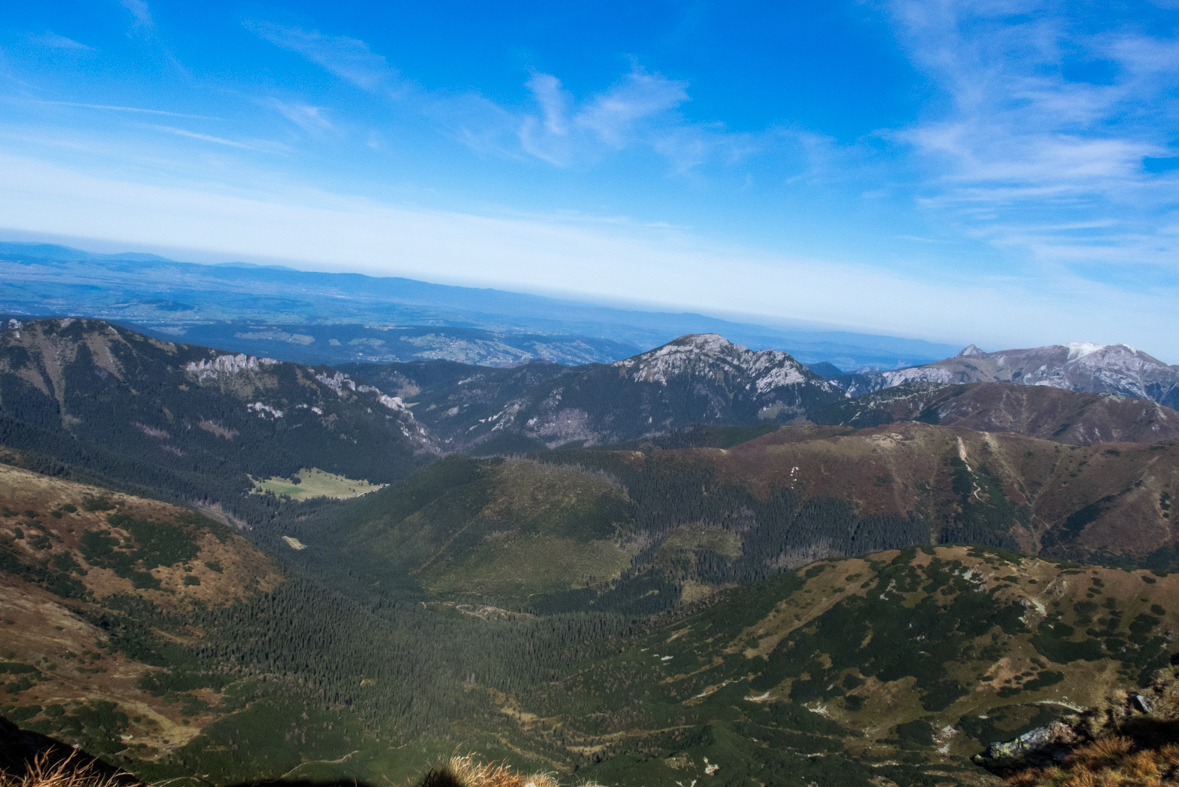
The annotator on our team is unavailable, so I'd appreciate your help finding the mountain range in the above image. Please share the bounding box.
[0,318,432,524]
[345,333,842,452]
[3,315,1179,787]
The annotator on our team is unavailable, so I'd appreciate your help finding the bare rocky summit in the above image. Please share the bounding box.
[839,342,1179,408]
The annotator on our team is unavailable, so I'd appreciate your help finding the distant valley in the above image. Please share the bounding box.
[0,240,961,369]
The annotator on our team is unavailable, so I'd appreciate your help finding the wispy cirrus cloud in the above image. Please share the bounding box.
[248,20,758,174]
[32,100,213,119]
[574,67,689,148]
[120,0,153,30]
[149,125,288,153]
[29,32,93,50]
[245,21,399,93]
[887,0,1179,274]
[514,65,753,172]
[264,98,335,135]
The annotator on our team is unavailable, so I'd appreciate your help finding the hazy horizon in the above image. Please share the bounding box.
[3,1,1178,357]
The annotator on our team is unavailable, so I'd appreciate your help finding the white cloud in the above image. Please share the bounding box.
[574,67,689,147]
[513,66,756,172]
[248,20,755,174]
[149,125,288,153]
[888,0,1179,275]
[31,100,213,119]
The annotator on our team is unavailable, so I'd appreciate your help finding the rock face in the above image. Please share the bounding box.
[811,381,1179,445]
[348,334,843,450]
[958,343,986,357]
[974,721,1085,770]
[838,343,1179,408]
[974,665,1179,771]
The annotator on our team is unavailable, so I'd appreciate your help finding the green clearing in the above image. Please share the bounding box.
[251,468,385,501]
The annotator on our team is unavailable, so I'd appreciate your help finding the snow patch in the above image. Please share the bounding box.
[1066,342,1103,361]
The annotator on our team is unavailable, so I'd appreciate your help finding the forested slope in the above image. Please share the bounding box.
[0,318,434,524]
[262,420,1178,626]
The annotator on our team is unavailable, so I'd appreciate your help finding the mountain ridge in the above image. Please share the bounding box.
[812,381,1179,445]
[840,342,1179,408]
[346,333,842,451]
[0,318,433,523]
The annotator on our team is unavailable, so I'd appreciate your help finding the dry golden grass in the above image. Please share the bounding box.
[1004,736,1179,786]
[417,756,601,787]
[0,752,136,787]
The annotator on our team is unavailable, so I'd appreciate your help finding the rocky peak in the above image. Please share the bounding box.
[612,333,819,393]
[957,344,985,357]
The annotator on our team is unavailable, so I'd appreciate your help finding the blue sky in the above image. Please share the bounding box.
[2,0,1179,360]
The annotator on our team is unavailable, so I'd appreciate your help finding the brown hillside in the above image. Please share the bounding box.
[813,381,1179,445]
[693,422,1179,564]
[0,465,283,756]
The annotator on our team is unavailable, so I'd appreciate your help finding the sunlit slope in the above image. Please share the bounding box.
[0,464,283,762]
[522,546,1179,787]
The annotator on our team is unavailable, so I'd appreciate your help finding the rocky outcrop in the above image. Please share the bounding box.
[974,665,1179,771]
[184,353,278,380]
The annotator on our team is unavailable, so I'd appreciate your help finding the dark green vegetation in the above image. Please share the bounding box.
[273,453,929,614]
[10,529,1179,787]
[0,318,430,524]
[4,317,1179,787]
[0,465,643,786]
[536,546,1179,786]
[268,422,1179,620]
